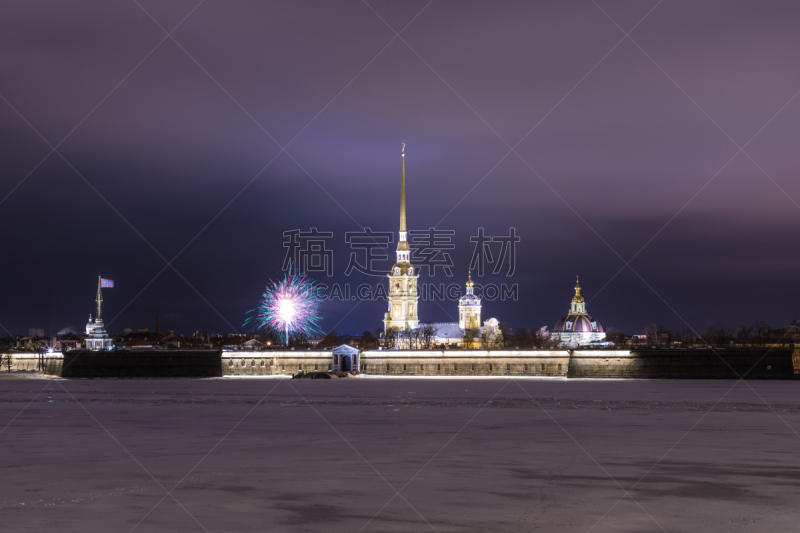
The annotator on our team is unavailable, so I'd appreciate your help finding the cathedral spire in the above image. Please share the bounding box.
[384,143,419,333]
[400,142,406,233]
[396,142,410,260]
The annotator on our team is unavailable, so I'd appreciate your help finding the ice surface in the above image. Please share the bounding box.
[1,376,799,532]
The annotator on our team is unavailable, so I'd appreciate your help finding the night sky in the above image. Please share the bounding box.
[2,0,799,338]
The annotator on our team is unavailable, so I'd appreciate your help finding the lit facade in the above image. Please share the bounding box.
[85,277,114,351]
[553,277,606,346]
[383,144,420,332]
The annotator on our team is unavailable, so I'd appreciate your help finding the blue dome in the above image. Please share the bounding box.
[553,314,603,333]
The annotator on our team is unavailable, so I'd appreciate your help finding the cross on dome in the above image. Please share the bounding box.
[572,275,584,304]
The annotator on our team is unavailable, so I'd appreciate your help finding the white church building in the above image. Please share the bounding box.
[85,277,114,351]
[552,277,606,347]
[382,145,502,348]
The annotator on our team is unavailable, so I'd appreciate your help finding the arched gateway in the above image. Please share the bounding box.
[331,345,360,373]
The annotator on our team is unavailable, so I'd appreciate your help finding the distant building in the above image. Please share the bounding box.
[428,274,502,347]
[85,277,114,351]
[241,339,266,350]
[553,277,606,347]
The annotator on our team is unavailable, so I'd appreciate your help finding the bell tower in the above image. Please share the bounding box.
[458,272,481,330]
[383,143,419,332]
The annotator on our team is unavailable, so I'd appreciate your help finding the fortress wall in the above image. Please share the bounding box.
[60,350,222,378]
[2,353,63,375]
[222,351,332,376]
[4,348,796,379]
[361,350,574,376]
[569,348,798,379]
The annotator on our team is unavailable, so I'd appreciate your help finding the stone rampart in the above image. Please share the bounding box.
[3,347,796,379]
[361,349,573,376]
[2,353,63,375]
[222,351,332,376]
[568,348,797,379]
[61,350,221,378]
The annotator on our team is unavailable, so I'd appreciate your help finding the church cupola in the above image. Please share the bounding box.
[570,276,586,314]
[553,276,605,346]
[459,271,481,330]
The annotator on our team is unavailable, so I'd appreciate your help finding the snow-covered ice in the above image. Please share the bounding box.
[1,376,799,532]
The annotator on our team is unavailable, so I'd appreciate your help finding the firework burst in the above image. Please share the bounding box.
[246,269,322,345]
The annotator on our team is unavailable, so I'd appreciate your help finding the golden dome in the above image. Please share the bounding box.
[571,276,584,303]
[466,271,474,288]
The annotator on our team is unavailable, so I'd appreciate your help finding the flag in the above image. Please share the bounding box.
[100,278,114,288]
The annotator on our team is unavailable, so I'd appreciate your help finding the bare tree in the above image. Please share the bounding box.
[396,327,413,349]
[645,322,662,345]
[381,328,398,349]
[0,353,13,372]
[408,327,423,350]
[498,322,511,348]
[359,330,378,350]
[317,331,341,349]
[751,321,770,345]
[510,327,530,349]
[737,324,753,346]
[537,326,554,349]
[481,329,502,350]
[463,328,480,349]
[714,323,736,346]
[605,327,627,346]
[419,323,437,349]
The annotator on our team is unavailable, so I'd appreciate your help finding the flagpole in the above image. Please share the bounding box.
[96,276,103,321]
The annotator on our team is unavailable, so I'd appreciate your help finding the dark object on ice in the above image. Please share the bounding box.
[292,370,330,379]
[293,370,357,379]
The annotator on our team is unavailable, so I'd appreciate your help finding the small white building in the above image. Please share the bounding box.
[331,345,359,372]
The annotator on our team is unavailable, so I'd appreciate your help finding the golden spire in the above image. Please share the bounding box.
[399,142,406,232]
[466,270,474,287]
[397,142,409,253]
[572,275,584,303]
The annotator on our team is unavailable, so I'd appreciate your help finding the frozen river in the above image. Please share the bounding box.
[2,376,799,532]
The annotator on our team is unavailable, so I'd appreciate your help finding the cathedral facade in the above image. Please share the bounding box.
[382,145,501,347]
[383,143,420,332]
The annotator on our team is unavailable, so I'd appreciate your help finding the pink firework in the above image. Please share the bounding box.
[247,270,322,345]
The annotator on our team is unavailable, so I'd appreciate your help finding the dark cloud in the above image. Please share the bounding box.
[1,0,799,337]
